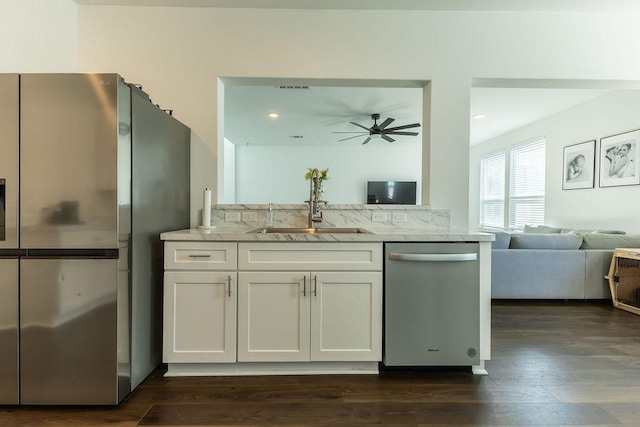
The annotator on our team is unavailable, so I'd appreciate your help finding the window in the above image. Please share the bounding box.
[479,150,505,229]
[509,139,546,229]
[479,138,545,230]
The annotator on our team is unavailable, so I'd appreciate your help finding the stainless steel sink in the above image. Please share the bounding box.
[249,227,371,234]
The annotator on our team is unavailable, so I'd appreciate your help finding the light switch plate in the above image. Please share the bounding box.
[393,212,408,222]
[241,212,258,222]
[372,212,387,222]
[225,212,241,222]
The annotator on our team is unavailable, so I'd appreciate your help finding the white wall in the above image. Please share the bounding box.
[3,3,637,229]
[73,7,640,229]
[0,0,77,72]
[235,142,422,204]
[470,90,640,235]
[223,138,236,204]
[189,132,216,227]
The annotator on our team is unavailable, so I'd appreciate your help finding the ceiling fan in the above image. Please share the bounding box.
[334,113,421,144]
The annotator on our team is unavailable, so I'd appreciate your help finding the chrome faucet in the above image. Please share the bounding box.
[306,168,326,228]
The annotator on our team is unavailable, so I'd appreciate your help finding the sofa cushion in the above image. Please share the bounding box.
[491,231,511,249]
[561,228,627,236]
[580,234,640,250]
[597,230,627,235]
[523,224,562,234]
[509,233,583,250]
[491,249,586,299]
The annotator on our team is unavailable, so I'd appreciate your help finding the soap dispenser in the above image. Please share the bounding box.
[265,202,275,227]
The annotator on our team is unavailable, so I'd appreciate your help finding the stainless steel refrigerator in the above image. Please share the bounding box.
[0,73,190,405]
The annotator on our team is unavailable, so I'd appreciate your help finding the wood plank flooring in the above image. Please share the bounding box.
[2,300,640,426]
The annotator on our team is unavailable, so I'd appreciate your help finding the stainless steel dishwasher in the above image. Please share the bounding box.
[383,242,480,367]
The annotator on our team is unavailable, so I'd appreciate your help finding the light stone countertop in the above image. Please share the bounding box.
[160,227,495,243]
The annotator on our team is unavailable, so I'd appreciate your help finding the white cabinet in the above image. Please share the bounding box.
[163,242,237,363]
[163,240,383,374]
[237,243,382,363]
[237,272,310,362]
[311,271,382,362]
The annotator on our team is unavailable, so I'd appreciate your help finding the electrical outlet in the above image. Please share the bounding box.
[241,211,258,222]
[225,212,241,222]
[372,212,387,222]
[393,212,408,222]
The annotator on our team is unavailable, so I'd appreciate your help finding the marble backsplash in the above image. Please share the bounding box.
[206,204,450,231]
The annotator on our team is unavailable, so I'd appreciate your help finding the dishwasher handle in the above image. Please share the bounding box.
[388,252,477,262]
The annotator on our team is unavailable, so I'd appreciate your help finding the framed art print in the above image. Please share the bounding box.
[563,140,595,190]
[599,129,640,188]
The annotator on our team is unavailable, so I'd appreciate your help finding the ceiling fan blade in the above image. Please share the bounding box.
[332,131,369,134]
[386,131,419,136]
[377,118,395,130]
[338,134,368,142]
[350,121,372,132]
[384,123,421,132]
[381,134,395,143]
[361,137,372,145]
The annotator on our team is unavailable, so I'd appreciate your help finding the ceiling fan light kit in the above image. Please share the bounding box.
[334,113,420,145]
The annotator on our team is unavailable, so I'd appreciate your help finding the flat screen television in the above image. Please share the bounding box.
[367,181,417,205]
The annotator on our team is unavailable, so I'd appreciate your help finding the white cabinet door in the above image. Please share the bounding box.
[310,272,382,361]
[163,271,237,363]
[237,272,310,362]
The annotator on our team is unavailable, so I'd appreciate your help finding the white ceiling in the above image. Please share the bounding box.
[224,79,613,147]
[72,0,640,12]
[470,88,611,145]
[73,0,637,147]
[224,83,423,147]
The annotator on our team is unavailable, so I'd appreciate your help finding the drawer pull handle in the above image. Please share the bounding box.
[188,254,211,258]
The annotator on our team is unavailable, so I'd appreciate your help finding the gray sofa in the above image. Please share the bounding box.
[490,228,640,299]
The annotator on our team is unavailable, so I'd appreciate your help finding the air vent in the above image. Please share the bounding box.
[276,85,311,90]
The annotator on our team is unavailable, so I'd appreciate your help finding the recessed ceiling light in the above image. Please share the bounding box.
[473,114,486,120]
[268,112,279,118]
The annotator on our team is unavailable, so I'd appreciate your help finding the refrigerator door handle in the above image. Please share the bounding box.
[0,249,27,258]
[0,178,5,241]
[388,252,477,262]
[25,248,119,259]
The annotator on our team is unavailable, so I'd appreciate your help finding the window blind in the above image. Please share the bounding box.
[479,150,506,229]
[509,139,545,230]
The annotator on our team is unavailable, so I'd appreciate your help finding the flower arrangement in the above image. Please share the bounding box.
[305,168,329,199]
[304,168,329,182]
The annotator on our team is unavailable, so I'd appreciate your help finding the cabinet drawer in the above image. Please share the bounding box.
[165,242,237,270]
[238,242,382,271]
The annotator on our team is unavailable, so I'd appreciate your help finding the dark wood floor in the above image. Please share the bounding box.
[2,300,640,426]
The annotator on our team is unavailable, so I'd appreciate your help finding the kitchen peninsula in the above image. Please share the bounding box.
[160,204,493,377]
